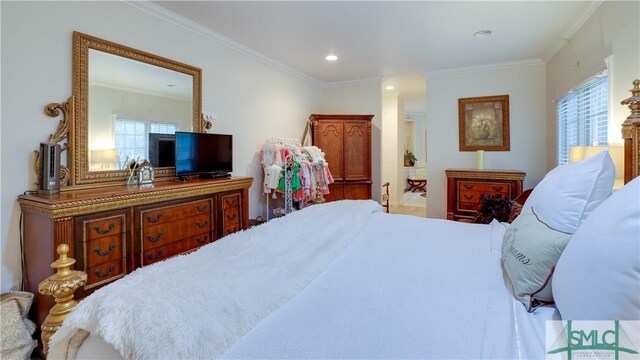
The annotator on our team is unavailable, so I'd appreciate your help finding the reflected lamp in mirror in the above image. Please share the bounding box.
[90,149,119,170]
[569,145,624,189]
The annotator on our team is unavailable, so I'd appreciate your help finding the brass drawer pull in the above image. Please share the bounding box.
[93,222,115,235]
[463,194,474,200]
[94,264,116,279]
[146,213,163,224]
[146,249,163,261]
[94,243,116,256]
[196,220,208,229]
[463,184,474,190]
[146,232,164,243]
[225,198,237,207]
[196,235,209,244]
[226,213,237,221]
[196,204,208,213]
[492,186,504,192]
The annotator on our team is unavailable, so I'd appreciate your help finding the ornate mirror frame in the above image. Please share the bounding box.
[70,31,203,186]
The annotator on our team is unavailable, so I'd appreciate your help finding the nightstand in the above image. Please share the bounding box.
[445,169,525,221]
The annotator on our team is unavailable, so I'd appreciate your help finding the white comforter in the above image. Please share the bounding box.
[50,200,558,359]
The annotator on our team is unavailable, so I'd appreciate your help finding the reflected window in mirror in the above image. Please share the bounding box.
[109,119,179,170]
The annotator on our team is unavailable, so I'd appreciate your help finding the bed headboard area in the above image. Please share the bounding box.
[621,79,640,184]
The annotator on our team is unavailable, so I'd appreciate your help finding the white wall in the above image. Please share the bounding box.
[0,1,323,291]
[426,63,547,219]
[382,92,400,204]
[396,97,407,201]
[546,0,640,170]
[322,82,382,202]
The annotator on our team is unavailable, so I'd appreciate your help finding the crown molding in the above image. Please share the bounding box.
[425,58,545,78]
[541,0,603,62]
[121,0,325,88]
[323,77,382,88]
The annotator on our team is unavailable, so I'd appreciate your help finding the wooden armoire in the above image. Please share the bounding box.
[310,114,373,201]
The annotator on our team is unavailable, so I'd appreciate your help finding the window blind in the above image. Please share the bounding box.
[557,74,608,165]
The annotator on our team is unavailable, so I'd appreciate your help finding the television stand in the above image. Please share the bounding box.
[200,172,231,179]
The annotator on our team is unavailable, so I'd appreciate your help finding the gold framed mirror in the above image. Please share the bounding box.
[72,31,202,186]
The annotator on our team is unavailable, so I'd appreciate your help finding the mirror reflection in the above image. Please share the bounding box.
[88,49,193,171]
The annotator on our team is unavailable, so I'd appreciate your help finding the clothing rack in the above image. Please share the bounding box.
[265,138,300,220]
[261,137,333,220]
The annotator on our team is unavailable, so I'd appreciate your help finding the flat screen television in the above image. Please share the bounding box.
[148,133,175,168]
[175,132,233,178]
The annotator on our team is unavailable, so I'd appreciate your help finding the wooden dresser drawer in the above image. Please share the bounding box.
[85,259,125,288]
[222,207,240,225]
[140,199,212,227]
[141,233,209,266]
[142,213,211,249]
[75,209,130,292]
[83,215,124,241]
[221,194,240,209]
[458,181,511,195]
[83,234,123,266]
[222,223,240,236]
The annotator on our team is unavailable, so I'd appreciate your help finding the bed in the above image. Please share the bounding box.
[43,80,640,359]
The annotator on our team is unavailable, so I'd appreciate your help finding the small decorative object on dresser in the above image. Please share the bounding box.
[445,169,525,221]
[137,160,154,185]
[458,95,510,151]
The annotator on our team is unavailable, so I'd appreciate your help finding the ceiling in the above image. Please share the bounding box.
[152,1,595,85]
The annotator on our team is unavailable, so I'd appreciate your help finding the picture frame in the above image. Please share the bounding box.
[458,95,510,151]
[138,161,154,185]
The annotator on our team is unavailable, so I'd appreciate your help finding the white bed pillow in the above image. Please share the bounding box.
[553,176,640,320]
[523,150,614,234]
[501,208,572,312]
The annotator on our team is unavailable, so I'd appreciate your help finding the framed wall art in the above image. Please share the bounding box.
[458,94,510,151]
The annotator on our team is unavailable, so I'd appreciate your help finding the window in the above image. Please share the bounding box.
[557,73,608,165]
[114,119,179,166]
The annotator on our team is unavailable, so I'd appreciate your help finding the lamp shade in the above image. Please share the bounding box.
[569,146,608,163]
[569,145,624,188]
[91,149,119,166]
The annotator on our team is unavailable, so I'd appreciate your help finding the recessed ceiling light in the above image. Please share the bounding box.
[474,30,492,38]
[385,86,395,90]
[325,55,338,61]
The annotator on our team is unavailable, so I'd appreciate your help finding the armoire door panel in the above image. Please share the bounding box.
[316,121,344,181]
[344,183,371,200]
[323,183,344,203]
[343,120,369,180]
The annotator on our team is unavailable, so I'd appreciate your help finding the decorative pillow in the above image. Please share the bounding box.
[501,208,572,312]
[472,194,512,224]
[507,201,523,223]
[553,176,640,320]
[522,150,614,234]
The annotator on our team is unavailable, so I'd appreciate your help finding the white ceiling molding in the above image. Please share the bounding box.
[425,59,545,78]
[323,77,382,88]
[122,0,325,87]
[541,0,603,62]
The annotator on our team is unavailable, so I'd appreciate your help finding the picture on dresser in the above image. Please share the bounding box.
[458,95,510,151]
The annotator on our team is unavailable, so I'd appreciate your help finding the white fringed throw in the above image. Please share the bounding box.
[49,200,381,359]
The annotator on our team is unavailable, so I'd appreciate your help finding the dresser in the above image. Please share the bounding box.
[310,114,373,201]
[18,177,252,329]
[445,169,525,221]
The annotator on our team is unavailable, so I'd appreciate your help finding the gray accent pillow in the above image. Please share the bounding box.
[501,208,572,312]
